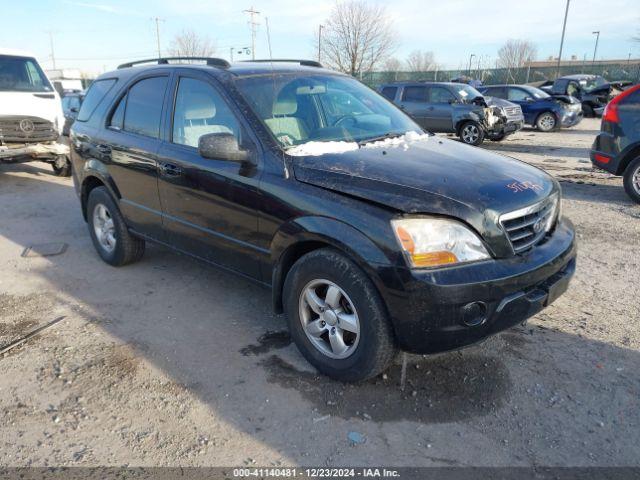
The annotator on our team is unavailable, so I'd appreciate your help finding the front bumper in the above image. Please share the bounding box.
[560,109,583,128]
[0,141,69,163]
[382,218,576,354]
[497,120,524,136]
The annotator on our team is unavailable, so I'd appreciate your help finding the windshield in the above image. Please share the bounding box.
[523,86,550,99]
[234,74,421,148]
[580,76,608,92]
[0,55,53,92]
[453,84,483,102]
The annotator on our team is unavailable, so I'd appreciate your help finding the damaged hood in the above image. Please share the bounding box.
[292,136,557,252]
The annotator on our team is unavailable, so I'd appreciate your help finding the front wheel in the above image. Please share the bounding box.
[582,104,595,118]
[51,156,72,177]
[536,112,557,132]
[283,248,397,382]
[623,157,640,204]
[459,121,485,146]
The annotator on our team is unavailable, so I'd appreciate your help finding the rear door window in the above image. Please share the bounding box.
[123,76,168,138]
[77,78,117,122]
[380,86,398,101]
[402,86,428,102]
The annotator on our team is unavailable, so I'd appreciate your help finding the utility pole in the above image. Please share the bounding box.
[556,0,570,78]
[468,53,475,76]
[151,17,164,58]
[591,31,600,65]
[318,25,323,63]
[47,31,56,69]
[243,6,260,60]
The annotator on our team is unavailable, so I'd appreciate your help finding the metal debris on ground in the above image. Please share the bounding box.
[21,243,68,258]
[0,316,65,356]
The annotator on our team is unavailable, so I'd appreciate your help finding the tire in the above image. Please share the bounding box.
[52,156,72,177]
[536,112,557,132]
[283,248,397,382]
[582,104,595,118]
[459,121,485,146]
[623,157,640,204]
[86,186,145,266]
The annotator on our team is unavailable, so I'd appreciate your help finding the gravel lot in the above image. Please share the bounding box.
[0,118,639,467]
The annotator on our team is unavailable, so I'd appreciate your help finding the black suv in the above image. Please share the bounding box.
[590,83,640,203]
[70,58,576,382]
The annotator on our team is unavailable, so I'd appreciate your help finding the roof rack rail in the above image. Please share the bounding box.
[117,57,231,69]
[241,59,323,68]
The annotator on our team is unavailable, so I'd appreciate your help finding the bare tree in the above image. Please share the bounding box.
[383,57,402,72]
[320,0,397,76]
[168,29,216,58]
[405,50,436,72]
[497,39,537,82]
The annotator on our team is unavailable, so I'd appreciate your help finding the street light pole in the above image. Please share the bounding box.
[318,25,323,63]
[556,0,570,78]
[591,31,600,65]
[468,53,475,76]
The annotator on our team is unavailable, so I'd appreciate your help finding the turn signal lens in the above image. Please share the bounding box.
[412,251,458,267]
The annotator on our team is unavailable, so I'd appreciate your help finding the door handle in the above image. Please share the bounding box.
[159,162,183,176]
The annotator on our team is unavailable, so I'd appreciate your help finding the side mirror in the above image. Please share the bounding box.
[525,97,534,102]
[198,132,248,162]
[70,107,79,113]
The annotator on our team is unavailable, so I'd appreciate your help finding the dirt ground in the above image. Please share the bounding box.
[0,118,639,467]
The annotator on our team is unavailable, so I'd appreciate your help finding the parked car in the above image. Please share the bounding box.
[537,74,611,117]
[61,91,83,136]
[479,84,582,131]
[378,81,524,146]
[0,48,71,175]
[70,57,576,382]
[590,83,640,203]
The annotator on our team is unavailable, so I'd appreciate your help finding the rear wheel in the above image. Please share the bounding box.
[87,187,145,266]
[51,156,72,177]
[283,248,397,382]
[459,121,485,146]
[536,112,557,132]
[623,157,640,204]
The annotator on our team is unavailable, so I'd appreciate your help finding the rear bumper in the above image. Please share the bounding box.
[590,132,622,175]
[382,218,576,354]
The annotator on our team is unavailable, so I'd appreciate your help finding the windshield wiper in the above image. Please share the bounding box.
[357,132,404,146]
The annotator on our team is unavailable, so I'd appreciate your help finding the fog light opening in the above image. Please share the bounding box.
[461,301,488,327]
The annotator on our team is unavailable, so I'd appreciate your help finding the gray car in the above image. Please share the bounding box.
[378,82,524,146]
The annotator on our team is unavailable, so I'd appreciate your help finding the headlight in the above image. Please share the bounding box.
[391,217,491,269]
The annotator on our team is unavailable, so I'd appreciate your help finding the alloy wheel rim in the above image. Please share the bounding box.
[93,203,116,253]
[462,125,479,143]
[298,279,360,359]
[633,165,640,194]
[540,114,555,131]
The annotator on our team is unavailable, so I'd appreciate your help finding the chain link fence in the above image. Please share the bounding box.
[360,62,640,87]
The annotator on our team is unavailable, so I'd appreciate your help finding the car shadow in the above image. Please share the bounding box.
[1,162,640,466]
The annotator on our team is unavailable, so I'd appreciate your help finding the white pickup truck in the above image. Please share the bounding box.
[0,48,71,176]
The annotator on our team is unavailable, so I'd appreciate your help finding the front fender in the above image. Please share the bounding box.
[269,215,397,313]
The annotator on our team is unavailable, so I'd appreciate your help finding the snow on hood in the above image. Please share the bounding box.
[285,131,430,157]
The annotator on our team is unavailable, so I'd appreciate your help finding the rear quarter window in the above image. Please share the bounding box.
[77,78,117,122]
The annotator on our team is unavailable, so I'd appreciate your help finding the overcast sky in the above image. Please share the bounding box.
[3,0,638,74]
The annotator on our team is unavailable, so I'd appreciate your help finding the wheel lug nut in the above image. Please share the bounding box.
[320,321,326,327]
[331,327,336,334]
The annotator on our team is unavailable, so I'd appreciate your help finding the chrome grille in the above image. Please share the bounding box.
[0,116,57,144]
[500,194,559,254]
[504,105,524,121]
